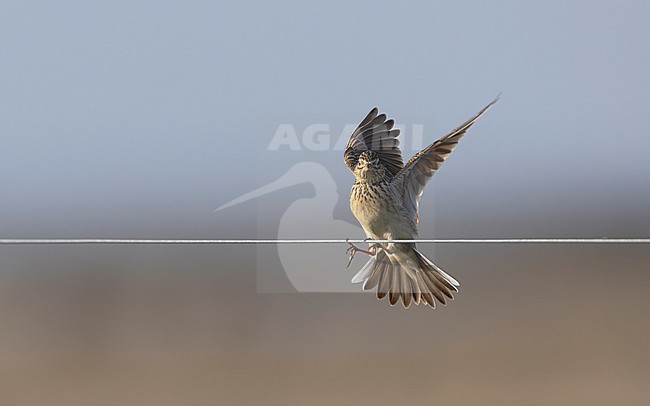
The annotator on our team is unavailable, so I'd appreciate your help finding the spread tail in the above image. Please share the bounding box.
[351,247,459,309]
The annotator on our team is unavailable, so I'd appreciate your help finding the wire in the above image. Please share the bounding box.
[0,238,649,245]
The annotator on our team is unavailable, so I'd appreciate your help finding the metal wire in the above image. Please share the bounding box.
[0,238,649,245]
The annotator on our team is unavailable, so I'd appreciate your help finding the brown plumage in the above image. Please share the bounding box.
[346,97,499,309]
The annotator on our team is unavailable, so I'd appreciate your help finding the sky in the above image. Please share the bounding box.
[2,0,649,240]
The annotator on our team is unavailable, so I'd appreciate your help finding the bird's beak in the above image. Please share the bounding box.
[215,164,311,212]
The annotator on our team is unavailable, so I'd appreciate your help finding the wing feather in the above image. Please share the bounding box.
[390,97,499,224]
[344,108,404,178]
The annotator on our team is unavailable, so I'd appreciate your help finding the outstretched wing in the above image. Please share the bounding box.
[391,97,499,223]
[344,108,404,178]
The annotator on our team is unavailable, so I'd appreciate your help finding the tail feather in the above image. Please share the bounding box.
[351,255,375,284]
[432,271,458,293]
[421,270,448,305]
[351,247,459,309]
[410,272,422,305]
[422,268,453,301]
[376,255,391,300]
[421,254,460,288]
[388,261,400,306]
[363,256,386,290]
[415,272,435,308]
[398,265,414,308]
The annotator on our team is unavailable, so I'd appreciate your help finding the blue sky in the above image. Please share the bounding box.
[2,0,649,239]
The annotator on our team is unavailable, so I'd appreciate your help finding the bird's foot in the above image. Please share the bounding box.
[346,238,377,268]
[380,242,395,255]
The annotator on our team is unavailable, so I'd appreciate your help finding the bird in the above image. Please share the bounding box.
[345,97,499,309]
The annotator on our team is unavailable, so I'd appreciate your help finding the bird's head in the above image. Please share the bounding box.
[354,150,384,182]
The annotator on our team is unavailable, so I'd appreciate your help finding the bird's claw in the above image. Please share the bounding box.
[345,238,376,268]
[346,239,358,268]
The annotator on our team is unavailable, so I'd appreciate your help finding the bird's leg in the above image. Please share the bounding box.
[378,242,396,255]
[346,238,376,268]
